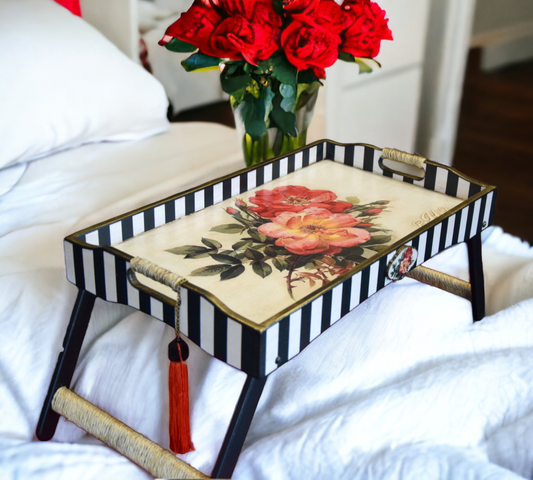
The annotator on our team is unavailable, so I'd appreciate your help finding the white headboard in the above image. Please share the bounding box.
[80,0,139,62]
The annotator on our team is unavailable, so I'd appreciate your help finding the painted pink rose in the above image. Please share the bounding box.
[258,208,371,255]
[249,185,352,218]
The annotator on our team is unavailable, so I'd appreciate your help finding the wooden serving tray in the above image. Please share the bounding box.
[64,141,496,378]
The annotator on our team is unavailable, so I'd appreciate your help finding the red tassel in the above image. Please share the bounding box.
[168,338,194,454]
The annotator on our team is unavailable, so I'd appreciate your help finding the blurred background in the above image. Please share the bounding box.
[80,0,533,242]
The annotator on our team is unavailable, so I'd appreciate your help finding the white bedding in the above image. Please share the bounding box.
[1,121,533,480]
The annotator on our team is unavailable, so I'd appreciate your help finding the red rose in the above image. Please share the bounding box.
[249,185,352,218]
[310,0,351,34]
[160,0,223,56]
[282,0,320,13]
[340,0,393,58]
[281,17,341,78]
[212,3,281,65]
[219,0,273,17]
[210,16,247,59]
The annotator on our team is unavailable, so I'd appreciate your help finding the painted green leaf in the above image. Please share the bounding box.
[210,253,242,264]
[185,252,212,259]
[190,264,231,276]
[365,235,392,245]
[220,264,245,280]
[264,246,278,257]
[202,238,222,249]
[336,257,351,268]
[252,261,272,278]
[343,254,367,263]
[166,245,210,256]
[181,52,222,72]
[232,240,252,250]
[164,37,197,53]
[367,245,389,252]
[248,229,267,243]
[210,224,244,234]
[346,196,360,204]
[244,248,264,261]
[273,257,291,271]
[342,246,364,256]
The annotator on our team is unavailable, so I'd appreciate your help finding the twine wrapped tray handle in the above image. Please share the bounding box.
[382,147,426,170]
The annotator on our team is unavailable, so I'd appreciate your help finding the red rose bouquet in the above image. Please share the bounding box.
[159,0,392,166]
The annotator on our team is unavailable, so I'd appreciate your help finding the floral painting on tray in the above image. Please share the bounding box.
[167,184,391,299]
[116,161,463,323]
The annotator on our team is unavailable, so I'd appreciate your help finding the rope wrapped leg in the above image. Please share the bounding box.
[407,265,472,300]
[52,387,209,479]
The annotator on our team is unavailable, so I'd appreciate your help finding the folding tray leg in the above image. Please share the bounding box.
[37,288,96,440]
[211,375,267,479]
[467,232,485,321]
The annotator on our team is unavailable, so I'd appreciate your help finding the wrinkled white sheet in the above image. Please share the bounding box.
[1,123,532,479]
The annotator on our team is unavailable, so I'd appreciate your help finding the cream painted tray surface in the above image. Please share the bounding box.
[65,141,496,378]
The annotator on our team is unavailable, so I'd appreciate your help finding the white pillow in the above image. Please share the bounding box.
[0,0,169,171]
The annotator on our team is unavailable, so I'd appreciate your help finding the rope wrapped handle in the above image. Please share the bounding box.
[130,257,186,338]
[130,257,184,292]
[382,148,426,170]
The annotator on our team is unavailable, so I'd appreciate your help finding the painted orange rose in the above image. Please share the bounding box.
[249,185,352,218]
[258,208,371,255]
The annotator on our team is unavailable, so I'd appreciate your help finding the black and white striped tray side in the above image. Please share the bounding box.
[65,141,496,378]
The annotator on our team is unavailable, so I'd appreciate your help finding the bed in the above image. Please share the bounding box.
[2,1,533,479]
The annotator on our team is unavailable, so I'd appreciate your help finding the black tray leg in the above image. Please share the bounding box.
[467,232,485,322]
[37,289,96,440]
[211,375,267,479]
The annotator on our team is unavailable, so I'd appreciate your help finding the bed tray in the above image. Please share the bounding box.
[37,140,496,479]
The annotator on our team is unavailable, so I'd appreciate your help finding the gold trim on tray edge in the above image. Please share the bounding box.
[66,140,496,333]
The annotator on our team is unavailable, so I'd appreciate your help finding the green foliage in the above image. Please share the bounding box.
[252,261,272,278]
[181,52,222,72]
[338,52,382,74]
[164,37,197,53]
[210,224,244,234]
[166,245,210,255]
[271,93,297,137]
[209,253,242,264]
[273,257,291,271]
[201,238,222,249]
[296,68,321,84]
[244,248,264,261]
[220,264,245,280]
[190,265,231,276]
[232,240,252,250]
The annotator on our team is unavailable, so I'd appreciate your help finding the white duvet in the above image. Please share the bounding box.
[1,123,533,480]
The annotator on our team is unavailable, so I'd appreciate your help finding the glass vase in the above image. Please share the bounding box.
[231,85,319,167]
